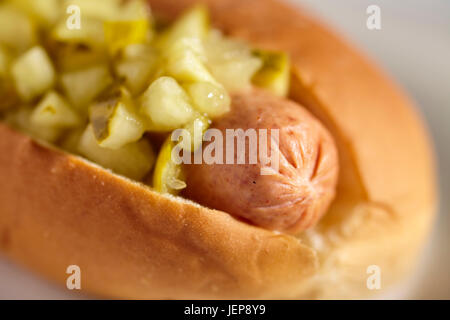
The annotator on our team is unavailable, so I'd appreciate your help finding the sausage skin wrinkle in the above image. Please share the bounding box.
[183,90,339,234]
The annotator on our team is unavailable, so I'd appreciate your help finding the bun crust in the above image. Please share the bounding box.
[0,0,436,299]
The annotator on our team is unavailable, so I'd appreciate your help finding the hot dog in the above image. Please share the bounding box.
[0,0,436,300]
[183,89,339,233]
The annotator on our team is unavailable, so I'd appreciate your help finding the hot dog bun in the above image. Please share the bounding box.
[0,0,436,299]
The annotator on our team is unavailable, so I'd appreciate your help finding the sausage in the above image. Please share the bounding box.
[182,89,339,233]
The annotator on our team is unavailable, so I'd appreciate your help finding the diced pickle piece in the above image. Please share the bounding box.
[208,58,262,92]
[64,0,122,21]
[64,0,151,22]
[54,46,108,72]
[61,64,113,110]
[153,138,186,194]
[4,107,61,143]
[205,30,262,91]
[51,17,105,49]
[90,87,145,149]
[166,37,206,62]
[116,60,155,96]
[165,38,215,84]
[78,125,155,181]
[115,45,158,95]
[121,0,153,21]
[11,46,55,101]
[252,50,291,97]
[179,115,210,153]
[141,77,195,131]
[9,0,60,28]
[30,91,81,128]
[166,48,216,84]
[120,43,155,61]
[205,29,251,62]
[157,4,209,48]
[60,127,85,154]
[0,4,37,52]
[185,82,231,119]
[104,20,151,55]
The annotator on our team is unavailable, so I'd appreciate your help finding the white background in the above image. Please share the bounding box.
[0,0,449,299]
